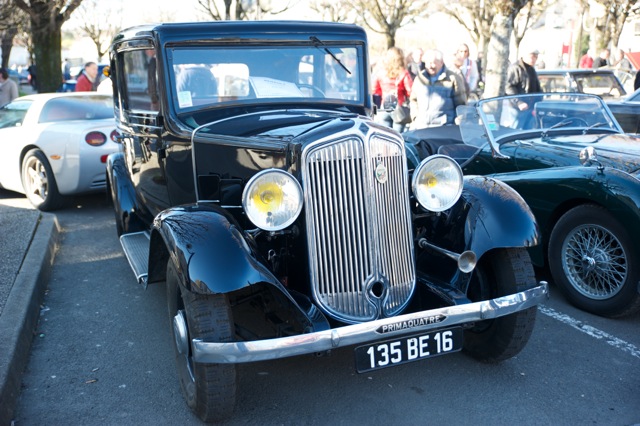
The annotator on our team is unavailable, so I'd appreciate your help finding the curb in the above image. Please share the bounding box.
[0,213,59,426]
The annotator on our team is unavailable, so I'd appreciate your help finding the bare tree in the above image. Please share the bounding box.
[483,0,531,98]
[438,1,494,61]
[602,0,638,48]
[0,0,30,68]
[513,0,554,52]
[72,0,122,61]
[13,0,84,93]
[197,0,297,21]
[309,1,353,22]
[350,0,431,49]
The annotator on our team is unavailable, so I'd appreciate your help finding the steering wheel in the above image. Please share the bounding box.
[566,117,589,127]
[298,83,325,98]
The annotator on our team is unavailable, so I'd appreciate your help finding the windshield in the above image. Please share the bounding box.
[168,45,363,112]
[459,93,621,147]
[0,100,32,129]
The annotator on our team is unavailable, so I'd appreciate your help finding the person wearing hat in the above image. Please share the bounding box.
[0,67,19,107]
[504,48,542,129]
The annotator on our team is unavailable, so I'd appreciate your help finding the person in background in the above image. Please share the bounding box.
[62,58,72,81]
[372,46,413,133]
[75,62,99,91]
[592,49,610,68]
[634,71,640,91]
[0,67,19,107]
[409,49,467,129]
[612,49,632,73]
[476,51,484,87]
[455,43,479,95]
[27,63,36,90]
[406,48,424,80]
[579,49,594,69]
[505,48,542,129]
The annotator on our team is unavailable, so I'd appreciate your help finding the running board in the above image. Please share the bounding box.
[120,231,150,288]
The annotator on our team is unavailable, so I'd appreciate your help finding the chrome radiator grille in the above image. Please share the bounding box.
[302,136,416,323]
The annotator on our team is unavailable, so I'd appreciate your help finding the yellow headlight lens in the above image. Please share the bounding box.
[412,155,463,212]
[243,169,303,231]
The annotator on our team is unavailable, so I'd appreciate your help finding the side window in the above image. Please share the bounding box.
[122,49,159,112]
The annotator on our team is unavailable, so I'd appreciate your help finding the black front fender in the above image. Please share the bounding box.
[461,176,539,257]
[106,152,143,234]
[150,204,284,295]
[421,175,539,261]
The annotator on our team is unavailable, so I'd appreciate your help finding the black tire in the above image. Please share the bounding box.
[463,248,537,363]
[548,205,640,317]
[166,260,237,422]
[21,149,63,211]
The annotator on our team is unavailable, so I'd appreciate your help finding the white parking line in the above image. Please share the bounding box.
[539,305,640,360]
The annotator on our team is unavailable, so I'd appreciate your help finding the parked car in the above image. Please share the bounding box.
[0,93,119,210]
[107,21,548,422]
[606,87,640,133]
[537,69,627,99]
[7,68,29,85]
[404,93,640,318]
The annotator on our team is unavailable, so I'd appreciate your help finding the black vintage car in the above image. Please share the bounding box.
[106,21,548,422]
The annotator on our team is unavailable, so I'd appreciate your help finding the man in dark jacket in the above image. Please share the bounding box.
[505,49,541,129]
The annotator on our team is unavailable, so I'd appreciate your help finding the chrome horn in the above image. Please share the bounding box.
[418,238,477,273]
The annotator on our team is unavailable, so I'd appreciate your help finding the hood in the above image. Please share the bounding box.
[546,133,640,174]
[190,108,361,145]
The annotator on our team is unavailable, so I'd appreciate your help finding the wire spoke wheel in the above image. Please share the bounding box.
[549,204,640,317]
[562,224,627,300]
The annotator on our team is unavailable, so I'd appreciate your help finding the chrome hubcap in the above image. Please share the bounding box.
[173,309,189,355]
[562,224,627,300]
[25,158,48,201]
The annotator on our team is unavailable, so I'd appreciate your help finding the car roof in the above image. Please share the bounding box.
[114,20,368,46]
[14,92,112,102]
[537,69,617,75]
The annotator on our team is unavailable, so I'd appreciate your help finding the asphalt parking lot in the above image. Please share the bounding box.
[1,189,638,425]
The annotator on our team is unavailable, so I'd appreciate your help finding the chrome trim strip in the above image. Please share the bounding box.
[192,282,549,364]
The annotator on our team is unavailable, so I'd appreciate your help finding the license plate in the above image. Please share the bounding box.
[354,328,463,373]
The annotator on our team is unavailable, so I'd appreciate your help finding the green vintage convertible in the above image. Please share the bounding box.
[404,93,640,318]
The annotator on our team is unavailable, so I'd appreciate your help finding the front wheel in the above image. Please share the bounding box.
[548,204,640,317]
[166,260,237,422]
[463,248,538,363]
[21,149,63,211]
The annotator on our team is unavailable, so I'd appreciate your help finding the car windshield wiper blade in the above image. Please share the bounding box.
[541,118,575,140]
[310,36,351,75]
[582,122,605,134]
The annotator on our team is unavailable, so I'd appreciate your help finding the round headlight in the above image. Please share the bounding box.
[242,169,303,231]
[412,155,463,212]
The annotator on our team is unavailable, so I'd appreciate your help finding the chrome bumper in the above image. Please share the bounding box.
[192,282,549,364]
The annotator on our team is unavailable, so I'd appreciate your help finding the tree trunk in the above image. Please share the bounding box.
[385,32,395,49]
[31,20,63,93]
[1,28,17,69]
[483,13,513,98]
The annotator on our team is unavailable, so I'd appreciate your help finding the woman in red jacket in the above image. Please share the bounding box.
[372,47,413,133]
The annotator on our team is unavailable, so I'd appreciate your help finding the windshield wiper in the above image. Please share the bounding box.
[310,36,351,75]
[541,118,575,140]
[582,122,605,134]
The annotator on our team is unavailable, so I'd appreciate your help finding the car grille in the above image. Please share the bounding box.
[302,135,416,323]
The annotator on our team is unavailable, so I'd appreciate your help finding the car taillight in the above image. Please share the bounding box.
[85,131,107,146]
[110,130,119,142]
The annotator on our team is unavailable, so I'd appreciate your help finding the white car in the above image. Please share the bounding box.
[0,92,119,210]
